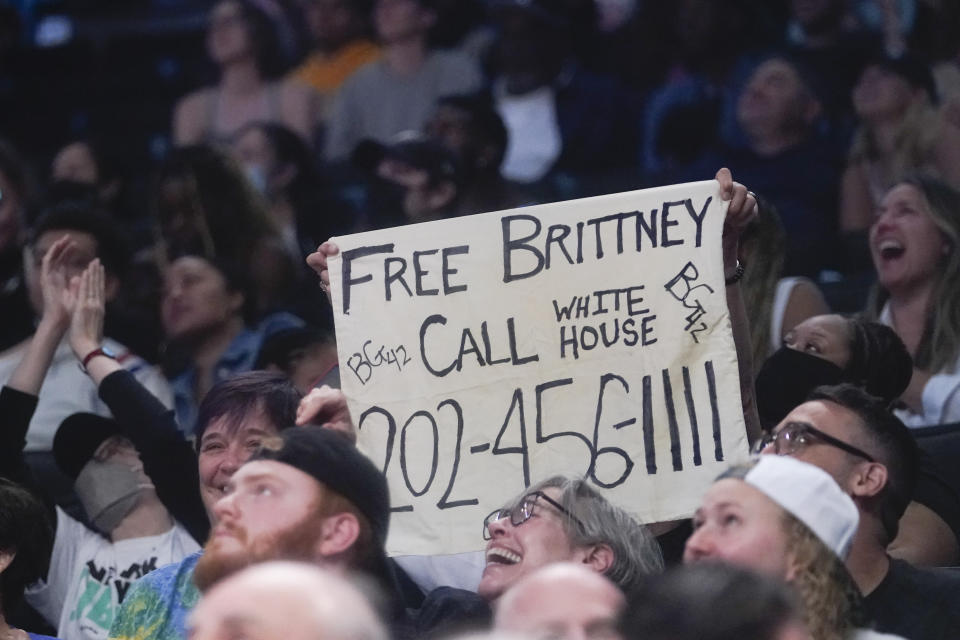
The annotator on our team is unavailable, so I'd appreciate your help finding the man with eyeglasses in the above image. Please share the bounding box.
[759,383,960,640]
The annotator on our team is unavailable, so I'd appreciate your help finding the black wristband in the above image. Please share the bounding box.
[725,260,745,285]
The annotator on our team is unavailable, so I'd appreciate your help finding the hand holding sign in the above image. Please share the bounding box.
[307,241,339,300]
[325,179,751,556]
[715,167,758,272]
[297,385,356,443]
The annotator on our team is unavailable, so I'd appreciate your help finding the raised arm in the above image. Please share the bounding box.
[67,261,209,542]
[7,236,77,394]
[715,168,762,445]
[1,236,80,510]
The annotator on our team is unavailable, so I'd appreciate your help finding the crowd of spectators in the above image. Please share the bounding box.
[2,0,960,639]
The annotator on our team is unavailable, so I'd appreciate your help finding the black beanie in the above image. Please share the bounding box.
[251,426,390,547]
[52,413,122,479]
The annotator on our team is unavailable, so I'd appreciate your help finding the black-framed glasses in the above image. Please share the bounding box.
[482,491,585,540]
[753,421,875,462]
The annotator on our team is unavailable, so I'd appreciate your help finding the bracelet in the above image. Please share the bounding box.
[80,346,117,372]
[725,260,745,285]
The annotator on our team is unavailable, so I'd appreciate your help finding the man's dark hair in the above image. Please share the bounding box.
[28,200,131,275]
[808,384,919,542]
[254,326,335,372]
[52,137,120,187]
[436,93,509,169]
[620,564,803,640]
[751,51,828,111]
[194,371,301,445]
[0,479,54,611]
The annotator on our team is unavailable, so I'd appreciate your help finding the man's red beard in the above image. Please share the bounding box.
[193,510,327,592]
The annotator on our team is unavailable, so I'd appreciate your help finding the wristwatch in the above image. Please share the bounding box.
[80,346,118,372]
[725,260,746,285]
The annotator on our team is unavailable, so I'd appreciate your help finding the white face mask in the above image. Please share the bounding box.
[74,460,153,534]
[244,164,270,197]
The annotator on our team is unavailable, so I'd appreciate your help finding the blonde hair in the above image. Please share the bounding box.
[782,513,863,640]
[866,174,960,371]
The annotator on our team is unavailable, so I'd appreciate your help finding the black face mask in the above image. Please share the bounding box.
[755,347,845,430]
[365,178,409,227]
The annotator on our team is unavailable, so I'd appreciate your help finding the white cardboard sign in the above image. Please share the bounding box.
[329,180,749,556]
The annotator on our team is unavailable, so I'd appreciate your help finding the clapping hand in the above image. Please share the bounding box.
[68,259,106,362]
[38,235,80,332]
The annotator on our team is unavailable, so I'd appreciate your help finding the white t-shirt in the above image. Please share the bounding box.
[878,304,960,427]
[769,277,804,354]
[852,629,907,640]
[496,83,563,184]
[26,507,201,640]
[0,337,173,451]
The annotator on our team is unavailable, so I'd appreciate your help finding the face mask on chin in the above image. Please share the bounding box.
[755,347,845,430]
[74,459,154,534]
[244,164,270,198]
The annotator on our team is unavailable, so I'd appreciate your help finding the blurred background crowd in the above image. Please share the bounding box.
[0,0,957,312]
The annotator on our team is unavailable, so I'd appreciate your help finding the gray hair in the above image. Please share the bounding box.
[503,475,664,592]
[717,460,759,482]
